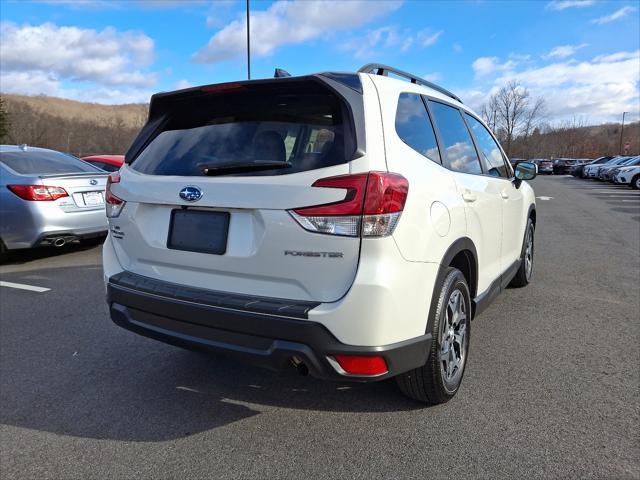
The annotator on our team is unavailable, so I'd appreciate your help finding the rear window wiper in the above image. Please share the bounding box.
[198,160,292,175]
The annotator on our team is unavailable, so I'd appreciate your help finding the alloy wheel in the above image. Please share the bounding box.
[440,288,467,387]
[525,225,534,280]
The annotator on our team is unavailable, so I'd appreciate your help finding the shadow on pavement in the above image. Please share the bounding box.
[1,239,104,266]
[0,347,422,442]
[0,264,424,442]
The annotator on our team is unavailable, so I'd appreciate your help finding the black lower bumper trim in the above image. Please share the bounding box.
[107,278,431,382]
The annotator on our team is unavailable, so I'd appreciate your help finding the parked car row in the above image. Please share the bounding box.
[580,155,640,188]
[525,158,591,175]
[0,145,124,259]
[528,159,554,174]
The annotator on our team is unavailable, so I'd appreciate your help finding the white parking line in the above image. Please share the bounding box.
[622,199,640,202]
[605,190,640,193]
[0,281,51,293]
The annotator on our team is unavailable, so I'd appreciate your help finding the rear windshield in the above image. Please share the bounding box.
[132,90,353,176]
[0,150,102,175]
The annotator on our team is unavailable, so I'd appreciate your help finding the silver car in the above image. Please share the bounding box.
[0,145,109,255]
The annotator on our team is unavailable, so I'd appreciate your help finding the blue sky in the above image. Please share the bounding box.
[1,0,638,123]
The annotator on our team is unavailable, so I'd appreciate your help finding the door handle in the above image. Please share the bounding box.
[500,190,509,199]
[462,191,477,202]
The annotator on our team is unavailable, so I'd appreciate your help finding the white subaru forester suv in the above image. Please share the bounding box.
[103,64,537,404]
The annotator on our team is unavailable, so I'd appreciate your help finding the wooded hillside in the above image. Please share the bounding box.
[0,93,637,160]
[1,94,148,157]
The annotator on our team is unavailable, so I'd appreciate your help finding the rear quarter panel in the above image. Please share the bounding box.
[367,75,467,265]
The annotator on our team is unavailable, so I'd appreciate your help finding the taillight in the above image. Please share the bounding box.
[290,172,408,237]
[105,172,125,218]
[332,355,388,376]
[7,184,68,201]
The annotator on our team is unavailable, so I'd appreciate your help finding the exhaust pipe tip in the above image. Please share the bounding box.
[291,356,309,376]
[53,238,66,247]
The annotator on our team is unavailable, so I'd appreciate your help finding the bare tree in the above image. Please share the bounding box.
[481,81,546,157]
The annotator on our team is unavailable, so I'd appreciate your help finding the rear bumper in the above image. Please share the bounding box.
[0,199,108,249]
[107,272,432,382]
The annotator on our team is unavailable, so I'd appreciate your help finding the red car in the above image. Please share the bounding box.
[81,155,124,172]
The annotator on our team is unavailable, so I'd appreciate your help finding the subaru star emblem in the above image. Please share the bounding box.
[89,179,98,186]
[179,186,203,202]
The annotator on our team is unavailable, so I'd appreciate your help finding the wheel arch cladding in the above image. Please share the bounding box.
[426,237,478,334]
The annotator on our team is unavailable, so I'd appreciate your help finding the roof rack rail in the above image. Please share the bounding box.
[358,63,462,104]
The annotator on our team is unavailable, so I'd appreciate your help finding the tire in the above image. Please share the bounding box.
[396,267,471,405]
[631,175,640,190]
[80,234,107,247]
[0,239,8,264]
[509,218,535,288]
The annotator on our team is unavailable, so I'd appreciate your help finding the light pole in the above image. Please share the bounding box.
[619,111,628,154]
[246,0,251,80]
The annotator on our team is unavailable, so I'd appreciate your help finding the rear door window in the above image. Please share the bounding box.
[0,150,102,175]
[428,101,482,175]
[132,92,352,177]
[464,113,510,178]
[395,93,441,163]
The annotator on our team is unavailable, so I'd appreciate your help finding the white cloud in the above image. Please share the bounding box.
[593,51,638,62]
[0,22,157,87]
[543,43,588,59]
[417,30,443,47]
[206,0,238,28]
[343,25,442,59]
[38,0,120,9]
[193,0,402,63]
[423,72,442,82]
[38,0,207,9]
[591,6,637,24]
[343,26,405,58]
[173,79,192,90]
[472,56,518,77]
[546,0,595,11]
[473,50,640,122]
[0,70,153,104]
[0,71,61,97]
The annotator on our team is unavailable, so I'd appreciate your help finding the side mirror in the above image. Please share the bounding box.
[514,161,537,188]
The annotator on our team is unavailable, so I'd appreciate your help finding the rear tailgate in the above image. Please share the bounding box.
[109,75,371,303]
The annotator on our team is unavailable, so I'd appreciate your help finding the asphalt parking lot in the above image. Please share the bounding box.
[1,176,638,480]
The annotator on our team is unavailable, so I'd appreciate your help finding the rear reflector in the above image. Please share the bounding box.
[105,172,125,218]
[290,172,408,237]
[7,184,68,201]
[332,355,388,376]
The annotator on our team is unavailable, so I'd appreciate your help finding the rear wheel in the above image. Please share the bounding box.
[396,268,471,404]
[631,175,640,190]
[80,234,107,247]
[0,239,8,263]
[509,218,534,288]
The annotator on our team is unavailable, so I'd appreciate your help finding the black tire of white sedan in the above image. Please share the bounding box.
[0,239,7,264]
[631,174,640,190]
[508,218,535,288]
[396,267,471,405]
